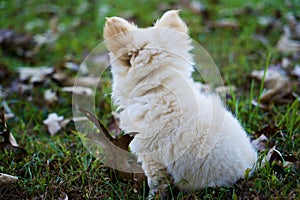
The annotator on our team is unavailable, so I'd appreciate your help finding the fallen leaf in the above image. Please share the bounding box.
[207,18,240,30]
[65,61,79,71]
[18,66,54,84]
[10,80,32,94]
[77,62,89,75]
[33,30,58,46]
[286,12,300,40]
[0,29,37,58]
[73,77,101,88]
[0,173,18,186]
[189,1,205,14]
[79,108,147,191]
[43,113,64,135]
[251,134,268,151]
[180,0,205,14]
[0,107,27,160]
[44,89,58,104]
[61,86,93,96]
[251,100,272,110]
[72,116,89,123]
[266,147,298,173]
[2,100,15,119]
[60,118,72,129]
[253,126,282,139]
[52,72,73,86]
[276,35,300,53]
[58,192,68,200]
[49,15,59,33]
[0,107,17,147]
[52,72,101,87]
[251,125,282,153]
[253,34,270,47]
[276,13,300,53]
[281,58,292,69]
[250,69,292,105]
[291,64,300,78]
[258,16,276,27]
[0,85,5,98]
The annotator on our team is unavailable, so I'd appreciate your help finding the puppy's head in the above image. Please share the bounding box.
[103,10,192,73]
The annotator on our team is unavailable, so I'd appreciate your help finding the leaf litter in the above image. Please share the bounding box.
[0,107,27,185]
[250,68,292,106]
[0,28,58,59]
[276,13,300,53]
[0,2,299,198]
[18,66,54,84]
[251,125,299,174]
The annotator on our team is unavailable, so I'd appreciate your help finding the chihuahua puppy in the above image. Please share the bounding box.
[103,10,257,196]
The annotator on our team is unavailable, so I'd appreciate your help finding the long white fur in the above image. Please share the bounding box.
[103,10,257,195]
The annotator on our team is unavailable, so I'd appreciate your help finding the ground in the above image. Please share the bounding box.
[0,0,299,199]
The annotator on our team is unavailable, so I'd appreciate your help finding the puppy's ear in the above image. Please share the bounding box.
[104,17,135,39]
[155,10,188,34]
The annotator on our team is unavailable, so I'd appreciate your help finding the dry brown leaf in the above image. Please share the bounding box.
[58,192,68,200]
[79,108,147,191]
[0,85,5,98]
[276,13,300,53]
[292,64,300,78]
[10,81,32,94]
[0,29,37,58]
[251,134,268,151]
[0,173,18,186]
[253,34,270,47]
[207,19,240,30]
[2,100,15,119]
[43,113,64,135]
[63,60,89,75]
[281,58,292,69]
[286,13,300,40]
[258,16,276,27]
[0,107,27,160]
[73,77,100,88]
[250,69,292,104]
[251,126,282,152]
[33,30,58,46]
[251,100,272,110]
[44,89,58,104]
[60,86,93,96]
[253,126,282,139]
[180,0,205,14]
[52,72,74,86]
[266,147,298,172]
[277,35,300,53]
[0,107,17,147]
[0,28,58,59]
[65,61,79,71]
[52,72,101,87]
[18,66,54,84]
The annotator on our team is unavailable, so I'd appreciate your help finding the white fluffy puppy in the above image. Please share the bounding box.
[103,10,257,195]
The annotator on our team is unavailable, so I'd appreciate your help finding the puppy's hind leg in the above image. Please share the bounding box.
[142,159,174,199]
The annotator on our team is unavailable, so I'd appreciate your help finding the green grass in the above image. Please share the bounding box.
[1,0,299,199]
